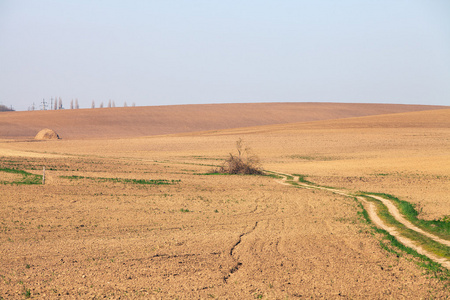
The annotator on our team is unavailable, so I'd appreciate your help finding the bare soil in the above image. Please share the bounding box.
[0,102,446,139]
[0,103,449,298]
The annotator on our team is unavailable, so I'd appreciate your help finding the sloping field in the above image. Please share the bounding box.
[0,104,449,298]
[0,102,447,139]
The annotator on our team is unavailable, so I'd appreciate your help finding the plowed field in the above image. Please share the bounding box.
[0,103,449,298]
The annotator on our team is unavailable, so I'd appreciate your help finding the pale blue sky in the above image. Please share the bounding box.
[1,0,449,111]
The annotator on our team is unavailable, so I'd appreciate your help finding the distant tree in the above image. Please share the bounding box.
[58,97,63,109]
[75,99,79,109]
[54,97,58,110]
[91,100,95,109]
[70,99,74,109]
[112,101,116,108]
[99,102,104,108]
[132,102,136,107]
[0,104,14,112]
[108,99,111,108]
[124,101,127,107]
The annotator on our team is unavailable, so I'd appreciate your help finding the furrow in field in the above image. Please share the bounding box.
[223,222,258,283]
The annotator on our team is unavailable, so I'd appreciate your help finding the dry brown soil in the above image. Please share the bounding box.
[1,102,446,139]
[0,103,449,298]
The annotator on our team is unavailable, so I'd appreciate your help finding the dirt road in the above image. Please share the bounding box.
[274,172,450,270]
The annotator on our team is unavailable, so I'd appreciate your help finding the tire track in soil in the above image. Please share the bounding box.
[223,222,258,283]
[271,171,450,270]
[359,197,450,269]
[368,194,450,247]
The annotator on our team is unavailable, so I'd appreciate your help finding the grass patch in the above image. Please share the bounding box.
[0,168,42,185]
[197,172,235,176]
[61,175,179,185]
[292,174,314,185]
[288,154,335,161]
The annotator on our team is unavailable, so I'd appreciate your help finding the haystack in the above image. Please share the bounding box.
[35,128,60,140]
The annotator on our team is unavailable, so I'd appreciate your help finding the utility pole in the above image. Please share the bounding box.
[40,99,47,110]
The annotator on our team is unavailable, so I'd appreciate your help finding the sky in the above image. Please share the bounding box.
[1,0,450,111]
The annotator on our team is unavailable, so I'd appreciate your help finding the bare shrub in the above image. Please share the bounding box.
[212,138,263,175]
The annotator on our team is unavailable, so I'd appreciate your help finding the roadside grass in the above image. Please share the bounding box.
[0,168,42,185]
[358,198,450,281]
[61,175,179,185]
[369,193,450,240]
[291,173,338,190]
[293,173,315,185]
[258,170,287,179]
[364,196,450,259]
[199,171,280,179]
[281,172,450,280]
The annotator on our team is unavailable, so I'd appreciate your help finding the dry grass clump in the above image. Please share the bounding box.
[212,139,263,175]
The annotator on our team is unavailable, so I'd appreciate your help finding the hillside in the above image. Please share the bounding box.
[0,102,447,139]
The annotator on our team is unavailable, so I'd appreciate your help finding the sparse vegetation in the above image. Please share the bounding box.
[23,288,31,298]
[61,175,179,185]
[0,168,42,185]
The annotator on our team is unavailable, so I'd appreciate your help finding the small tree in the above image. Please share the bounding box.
[58,97,63,109]
[99,102,104,108]
[70,99,74,109]
[91,100,95,109]
[75,99,79,109]
[108,99,111,108]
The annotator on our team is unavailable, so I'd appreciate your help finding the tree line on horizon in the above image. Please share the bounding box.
[28,98,136,111]
[0,104,15,112]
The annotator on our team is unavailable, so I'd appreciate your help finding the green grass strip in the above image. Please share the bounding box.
[357,198,450,281]
[366,196,450,260]
[369,192,450,240]
[0,168,42,185]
